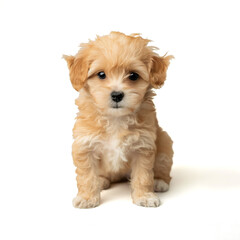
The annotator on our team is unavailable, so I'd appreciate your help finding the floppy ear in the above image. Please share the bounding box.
[63,54,89,91]
[149,54,174,88]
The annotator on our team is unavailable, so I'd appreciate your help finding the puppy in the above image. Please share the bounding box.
[64,32,174,208]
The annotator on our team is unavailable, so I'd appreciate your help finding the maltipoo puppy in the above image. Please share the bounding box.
[64,32,174,208]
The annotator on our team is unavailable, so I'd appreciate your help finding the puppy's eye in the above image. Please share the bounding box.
[129,72,139,81]
[97,71,106,79]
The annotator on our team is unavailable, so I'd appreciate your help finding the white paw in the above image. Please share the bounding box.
[72,195,100,208]
[133,192,161,207]
[154,179,169,192]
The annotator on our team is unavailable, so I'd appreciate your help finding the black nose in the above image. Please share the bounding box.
[111,91,124,102]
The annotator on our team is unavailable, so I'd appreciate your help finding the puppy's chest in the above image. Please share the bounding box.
[100,129,138,172]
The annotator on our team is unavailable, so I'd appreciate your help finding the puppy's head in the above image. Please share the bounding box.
[64,32,173,116]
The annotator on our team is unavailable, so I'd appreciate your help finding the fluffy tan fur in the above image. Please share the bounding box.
[64,32,174,208]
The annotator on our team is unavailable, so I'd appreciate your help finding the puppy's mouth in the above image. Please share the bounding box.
[112,103,122,109]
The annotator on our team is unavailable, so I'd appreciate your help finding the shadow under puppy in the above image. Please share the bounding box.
[63,32,174,208]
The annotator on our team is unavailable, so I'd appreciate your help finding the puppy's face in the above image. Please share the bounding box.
[64,32,173,116]
[86,56,150,116]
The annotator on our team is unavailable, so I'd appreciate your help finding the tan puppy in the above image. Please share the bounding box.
[64,32,174,208]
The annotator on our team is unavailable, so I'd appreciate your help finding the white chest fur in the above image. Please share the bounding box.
[76,116,156,173]
[102,131,128,172]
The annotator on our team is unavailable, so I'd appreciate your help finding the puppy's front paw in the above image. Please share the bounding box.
[154,179,169,192]
[133,192,161,207]
[72,195,100,208]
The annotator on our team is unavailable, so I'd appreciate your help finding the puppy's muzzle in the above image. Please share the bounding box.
[111,91,124,102]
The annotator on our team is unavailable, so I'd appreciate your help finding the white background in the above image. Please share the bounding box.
[0,0,240,239]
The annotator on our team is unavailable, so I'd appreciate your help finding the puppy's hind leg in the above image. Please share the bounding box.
[154,128,174,192]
